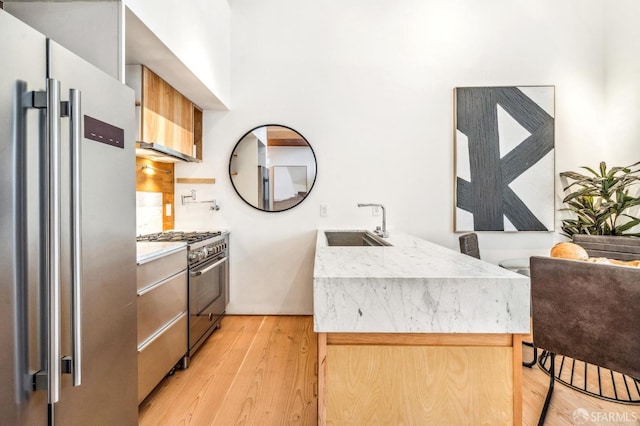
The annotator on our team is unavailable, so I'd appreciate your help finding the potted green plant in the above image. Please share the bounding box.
[559,161,640,237]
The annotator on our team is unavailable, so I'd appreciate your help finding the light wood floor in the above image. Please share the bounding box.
[139,315,640,425]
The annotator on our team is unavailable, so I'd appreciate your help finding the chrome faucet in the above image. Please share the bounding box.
[357,203,388,238]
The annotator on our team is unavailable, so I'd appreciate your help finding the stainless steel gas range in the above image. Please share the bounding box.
[136,231,229,366]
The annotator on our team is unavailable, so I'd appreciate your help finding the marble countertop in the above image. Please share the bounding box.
[136,241,187,265]
[313,230,530,334]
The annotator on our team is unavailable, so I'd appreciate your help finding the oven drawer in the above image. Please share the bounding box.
[137,313,187,404]
[137,270,187,346]
[188,255,227,351]
[137,248,187,292]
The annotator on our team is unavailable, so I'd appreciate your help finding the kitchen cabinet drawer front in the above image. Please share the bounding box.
[137,313,187,404]
[137,248,187,292]
[137,270,187,346]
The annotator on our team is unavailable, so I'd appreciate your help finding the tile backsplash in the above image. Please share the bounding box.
[136,191,163,235]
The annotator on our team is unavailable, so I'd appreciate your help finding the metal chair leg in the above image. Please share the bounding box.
[538,352,556,426]
[537,350,640,404]
[522,343,538,368]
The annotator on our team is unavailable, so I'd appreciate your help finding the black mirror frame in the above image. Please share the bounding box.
[228,124,318,213]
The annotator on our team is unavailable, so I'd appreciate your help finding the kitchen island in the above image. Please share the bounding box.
[314,230,530,425]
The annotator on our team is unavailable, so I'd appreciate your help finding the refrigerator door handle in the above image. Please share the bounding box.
[69,88,82,387]
[46,78,62,405]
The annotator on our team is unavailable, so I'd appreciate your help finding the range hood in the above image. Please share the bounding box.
[135,142,200,163]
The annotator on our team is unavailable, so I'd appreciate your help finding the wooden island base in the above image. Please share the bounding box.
[317,332,523,425]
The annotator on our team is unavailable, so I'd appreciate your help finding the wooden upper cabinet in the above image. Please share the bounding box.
[193,105,203,160]
[127,65,202,160]
[142,66,193,156]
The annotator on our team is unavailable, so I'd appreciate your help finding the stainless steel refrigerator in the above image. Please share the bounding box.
[0,10,138,425]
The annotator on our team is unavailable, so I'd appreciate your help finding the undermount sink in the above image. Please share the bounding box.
[324,231,392,247]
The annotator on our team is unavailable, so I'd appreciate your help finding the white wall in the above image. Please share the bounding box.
[604,0,640,164]
[603,1,640,225]
[176,0,614,314]
[125,0,230,107]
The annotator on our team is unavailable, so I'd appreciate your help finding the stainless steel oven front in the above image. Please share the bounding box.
[185,233,228,365]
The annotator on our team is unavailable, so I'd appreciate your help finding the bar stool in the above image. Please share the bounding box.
[458,233,480,259]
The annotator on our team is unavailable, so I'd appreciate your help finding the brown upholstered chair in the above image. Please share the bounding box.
[458,232,480,259]
[530,256,640,425]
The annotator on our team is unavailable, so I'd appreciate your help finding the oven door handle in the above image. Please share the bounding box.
[190,256,227,277]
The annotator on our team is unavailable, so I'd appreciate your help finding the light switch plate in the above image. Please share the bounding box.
[320,203,328,217]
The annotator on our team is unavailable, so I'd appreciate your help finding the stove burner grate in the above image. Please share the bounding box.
[136,231,222,243]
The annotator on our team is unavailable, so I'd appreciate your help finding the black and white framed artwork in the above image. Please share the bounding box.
[454,86,555,232]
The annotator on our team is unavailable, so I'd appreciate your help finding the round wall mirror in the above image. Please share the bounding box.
[229,124,317,212]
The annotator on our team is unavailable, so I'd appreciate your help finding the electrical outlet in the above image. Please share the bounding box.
[320,203,328,217]
[372,206,381,216]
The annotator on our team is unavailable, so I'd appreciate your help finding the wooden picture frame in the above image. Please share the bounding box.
[454,86,555,232]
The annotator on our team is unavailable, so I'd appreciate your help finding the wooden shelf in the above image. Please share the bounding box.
[176,178,215,184]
